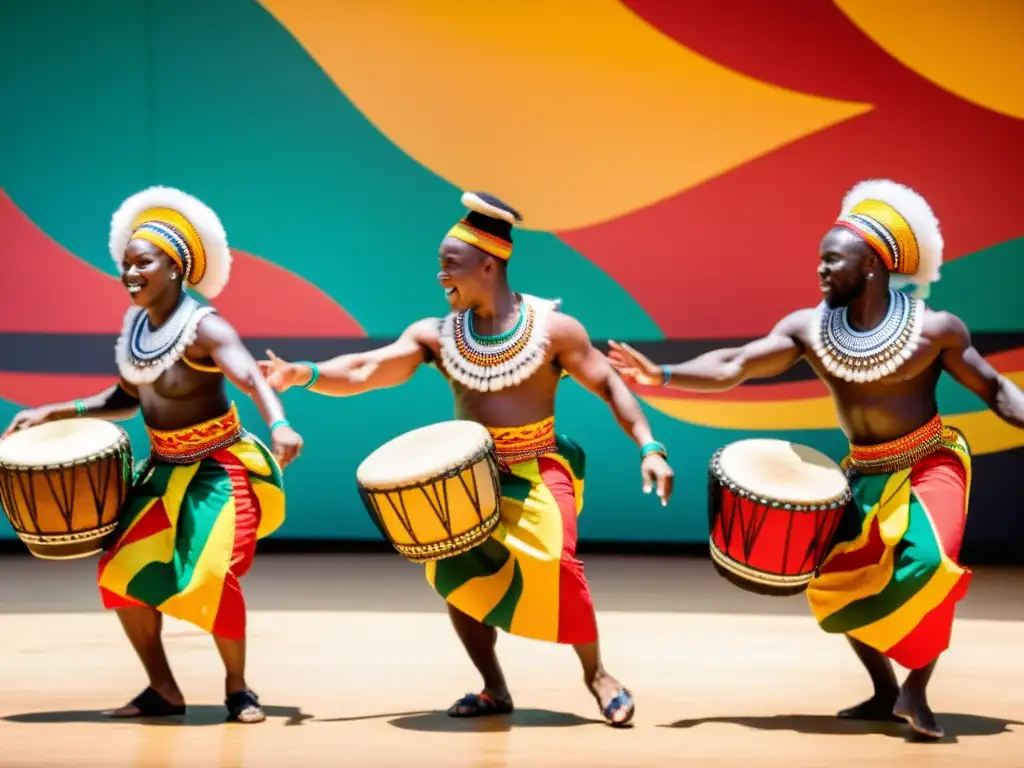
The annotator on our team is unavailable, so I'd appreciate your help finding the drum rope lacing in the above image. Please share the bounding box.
[115,293,216,385]
[810,287,924,383]
[439,294,560,392]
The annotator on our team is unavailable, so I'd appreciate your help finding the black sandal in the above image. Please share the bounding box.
[105,686,186,719]
[225,688,265,723]
[447,691,515,718]
[600,687,635,727]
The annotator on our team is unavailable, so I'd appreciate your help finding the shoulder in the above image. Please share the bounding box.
[922,306,970,347]
[193,309,238,345]
[548,310,589,347]
[401,317,442,344]
[772,307,817,338]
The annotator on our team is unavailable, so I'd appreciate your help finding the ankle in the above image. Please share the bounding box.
[225,675,248,695]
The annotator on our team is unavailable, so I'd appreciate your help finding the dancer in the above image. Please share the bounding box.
[607,179,1024,740]
[259,191,674,726]
[4,186,303,724]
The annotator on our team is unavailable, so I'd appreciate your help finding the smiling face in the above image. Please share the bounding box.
[437,237,500,312]
[817,227,880,308]
[120,239,182,308]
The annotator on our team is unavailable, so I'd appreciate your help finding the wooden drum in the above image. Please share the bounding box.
[357,420,502,563]
[707,438,850,596]
[0,419,133,559]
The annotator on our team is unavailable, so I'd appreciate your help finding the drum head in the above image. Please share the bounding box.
[357,420,493,489]
[0,419,125,467]
[716,438,848,506]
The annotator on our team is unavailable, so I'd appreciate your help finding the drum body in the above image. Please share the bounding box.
[356,420,502,563]
[708,438,850,596]
[0,419,133,560]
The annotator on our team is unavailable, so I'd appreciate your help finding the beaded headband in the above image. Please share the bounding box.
[447,219,513,260]
[130,207,208,285]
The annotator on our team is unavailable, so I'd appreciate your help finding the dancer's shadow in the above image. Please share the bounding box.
[661,713,1021,744]
[2,704,313,727]
[319,708,604,732]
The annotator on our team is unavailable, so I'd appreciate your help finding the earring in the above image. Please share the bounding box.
[171,273,178,281]
[868,272,874,279]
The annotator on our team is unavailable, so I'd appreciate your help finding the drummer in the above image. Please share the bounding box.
[606,179,1024,740]
[258,191,674,726]
[4,187,304,724]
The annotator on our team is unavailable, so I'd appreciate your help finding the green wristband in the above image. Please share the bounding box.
[270,419,290,432]
[296,361,320,390]
[74,399,87,417]
[641,440,667,459]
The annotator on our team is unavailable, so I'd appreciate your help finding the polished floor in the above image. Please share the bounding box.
[0,553,1021,767]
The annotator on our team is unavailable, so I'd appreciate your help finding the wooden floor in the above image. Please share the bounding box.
[0,553,1021,767]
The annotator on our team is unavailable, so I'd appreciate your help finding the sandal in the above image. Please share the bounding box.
[104,686,186,719]
[225,688,265,724]
[600,688,635,727]
[447,691,515,718]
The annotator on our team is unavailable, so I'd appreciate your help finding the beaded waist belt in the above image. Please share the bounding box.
[847,414,948,475]
[147,403,243,464]
[486,417,557,466]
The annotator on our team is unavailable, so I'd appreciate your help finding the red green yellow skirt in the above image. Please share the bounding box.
[97,405,285,640]
[425,418,598,645]
[806,417,972,669]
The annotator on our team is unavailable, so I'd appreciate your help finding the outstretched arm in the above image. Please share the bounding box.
[260,319,435,398]
[608,310,809,392]
[555,314,674,503]
[3,380,140,437]
[939,313,1024,429]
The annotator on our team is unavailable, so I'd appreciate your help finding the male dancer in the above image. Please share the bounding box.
[4,186,303,724]
[607,179,1024,739]
[259,191,674,725]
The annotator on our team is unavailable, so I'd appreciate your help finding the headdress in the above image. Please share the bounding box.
[446,192,522,261]
[110,186,232,300]
[834,179,943,298]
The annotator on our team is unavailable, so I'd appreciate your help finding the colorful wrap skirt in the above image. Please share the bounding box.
[97,404,285,640]
[806,415,972,669]
[425,417,598,645]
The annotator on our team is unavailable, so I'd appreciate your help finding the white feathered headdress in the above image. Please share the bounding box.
[836,179,943,298]
[109,186,232,300]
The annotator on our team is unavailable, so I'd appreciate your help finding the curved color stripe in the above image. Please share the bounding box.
[0,189,362,339]
[835,0,1024,120]
[0,373,119,409]
[558,107,1024,337]
[257,0,870,232]
[0,0,657,339]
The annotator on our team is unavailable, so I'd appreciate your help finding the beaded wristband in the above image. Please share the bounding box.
[297,361,320,390]
[270,419,290,432]
[74,399,87,417]
[641,440,668,459]
[661,365,672,387]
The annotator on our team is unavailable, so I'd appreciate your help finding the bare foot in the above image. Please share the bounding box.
[103,685,185,718]
[588,671,634,726]
[837,688,901,722]
[893,687,944,740]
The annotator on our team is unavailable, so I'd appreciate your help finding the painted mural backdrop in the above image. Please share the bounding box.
[1,1,1021,548]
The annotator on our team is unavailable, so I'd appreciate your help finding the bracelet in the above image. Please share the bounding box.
[661,365,671,387]
[74,399,87,417]
[270,419,290,432]
[641,440,668,460]
[297,361,320,390]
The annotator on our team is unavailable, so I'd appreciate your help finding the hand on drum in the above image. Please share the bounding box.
[641,453,674,506]
[606,341,663,387]
[2,406,56,440]
[271,423,304,469]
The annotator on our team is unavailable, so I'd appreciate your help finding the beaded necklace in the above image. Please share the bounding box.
[439,294,558,392]
[114,293,215,385]
[810,287,924,383]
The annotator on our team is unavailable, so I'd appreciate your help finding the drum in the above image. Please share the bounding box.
[356,420,502,563]
[707,438,850,596]
[0,419,133,560]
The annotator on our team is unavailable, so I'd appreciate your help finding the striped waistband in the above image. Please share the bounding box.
[847,414,947,475]
[147,403,243,464]
[486,417,557,465]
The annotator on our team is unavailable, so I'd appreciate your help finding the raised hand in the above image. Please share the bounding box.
[258,349,306,392]
[607,341,663,387]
